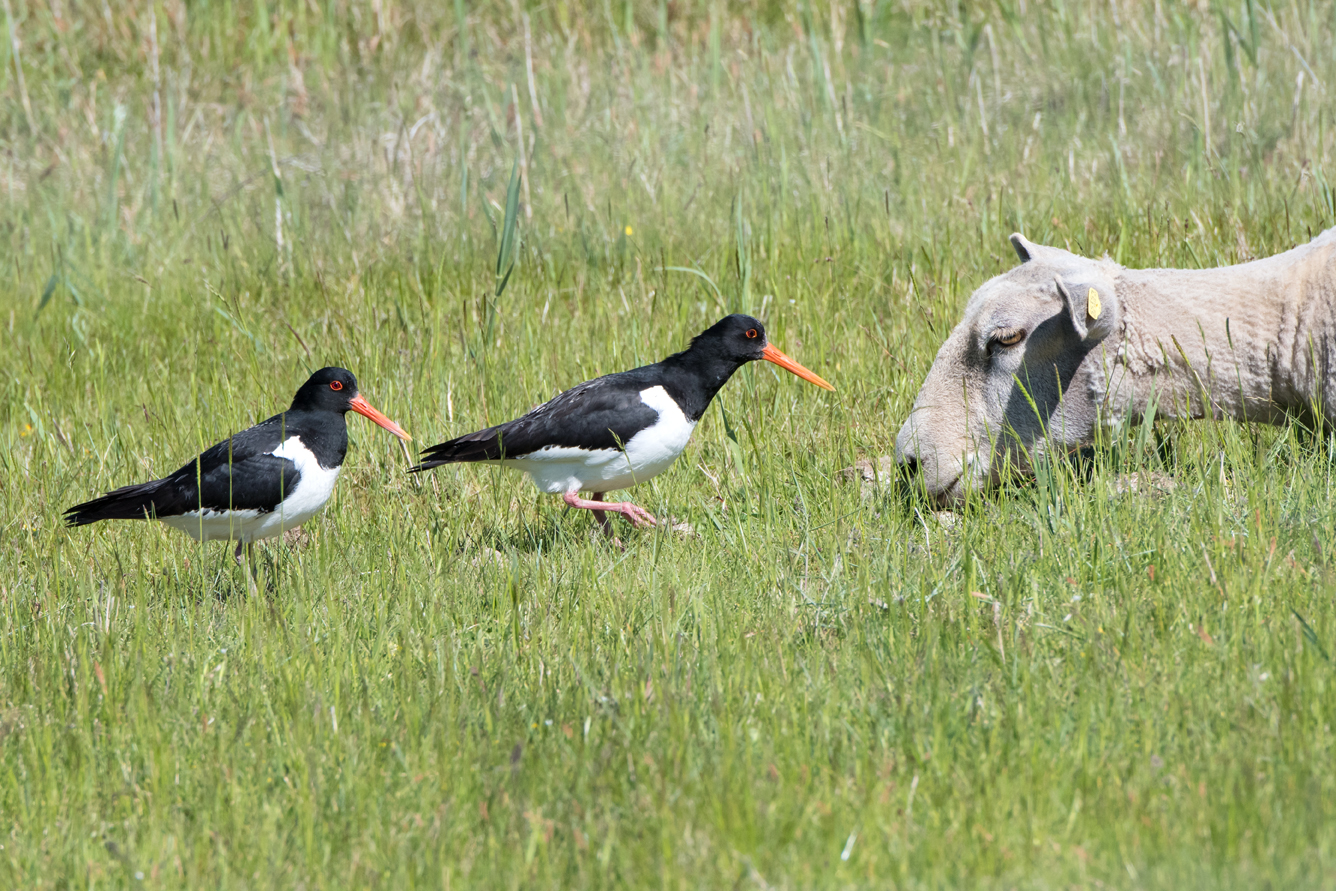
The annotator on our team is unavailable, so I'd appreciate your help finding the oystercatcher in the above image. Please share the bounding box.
[410,314,834,534]
[65,367,411,563]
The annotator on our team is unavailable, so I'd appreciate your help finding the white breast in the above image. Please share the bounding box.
[268,436,341,522]
[160,436,340,544]
[516,385,697,494]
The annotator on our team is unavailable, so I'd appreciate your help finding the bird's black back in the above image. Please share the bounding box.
[412,366,666,469]
[412,315,776,472]
[64,410,348,526]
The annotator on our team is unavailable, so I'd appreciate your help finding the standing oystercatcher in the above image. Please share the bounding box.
[410,314,833,534]
[65,367,411,563]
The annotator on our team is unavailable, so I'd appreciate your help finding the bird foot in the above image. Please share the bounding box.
[564,491,657,530]
[613,502,658,529]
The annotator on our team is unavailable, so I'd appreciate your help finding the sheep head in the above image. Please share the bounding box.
[895,234,1123,507]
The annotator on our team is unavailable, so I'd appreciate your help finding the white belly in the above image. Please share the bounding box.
[513,385,696,494]
[162,509,268,542]
[160,436,340,543]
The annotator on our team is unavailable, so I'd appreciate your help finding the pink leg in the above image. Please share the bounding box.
[563,490,657,531]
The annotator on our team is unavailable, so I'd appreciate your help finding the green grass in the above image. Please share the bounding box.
[4,0,1336,886]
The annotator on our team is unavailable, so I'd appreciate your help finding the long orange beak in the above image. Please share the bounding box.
[761,343,835,391]
[349,393,413,441]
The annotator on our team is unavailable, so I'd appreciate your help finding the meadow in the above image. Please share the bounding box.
[3,0,1336,886]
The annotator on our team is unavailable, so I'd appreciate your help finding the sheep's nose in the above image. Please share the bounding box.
[894,421,923,477]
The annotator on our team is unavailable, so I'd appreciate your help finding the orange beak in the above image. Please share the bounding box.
[761,343,835,391]
[349,393,413,441]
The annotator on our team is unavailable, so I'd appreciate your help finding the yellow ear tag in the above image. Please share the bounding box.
[1087,287,1102,320]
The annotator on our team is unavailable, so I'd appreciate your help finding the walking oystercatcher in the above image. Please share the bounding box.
[410,314,834,534]
[65,367,411,562]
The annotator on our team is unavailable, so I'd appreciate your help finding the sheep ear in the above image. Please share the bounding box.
[1010,233,1038,262]
[1011,233,1084,265]
[1055,275,1116,342]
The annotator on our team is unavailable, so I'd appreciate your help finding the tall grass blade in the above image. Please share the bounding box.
[496,159,521,297]
[1293,609,1331,663]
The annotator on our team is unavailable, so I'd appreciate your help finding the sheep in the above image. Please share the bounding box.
[895,228,1336,506]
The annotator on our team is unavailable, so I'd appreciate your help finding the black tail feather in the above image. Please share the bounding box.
[408,430,506,472]
[64,481,168,527]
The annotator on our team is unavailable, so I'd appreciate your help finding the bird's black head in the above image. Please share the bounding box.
[289,366,413,441]
[679,314,835,392]
[687,314,770,362]
[291,367,361,413]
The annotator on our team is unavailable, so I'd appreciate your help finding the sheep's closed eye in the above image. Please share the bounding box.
[990,327,1026,349]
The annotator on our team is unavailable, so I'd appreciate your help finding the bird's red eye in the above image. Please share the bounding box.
[330,381,344,391]
[746,329,758,339]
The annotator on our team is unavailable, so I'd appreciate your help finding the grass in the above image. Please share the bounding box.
[4,0,1336,886]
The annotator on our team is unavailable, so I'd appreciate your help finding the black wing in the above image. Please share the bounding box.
[412,370,663,470]
[65,413,303,525]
